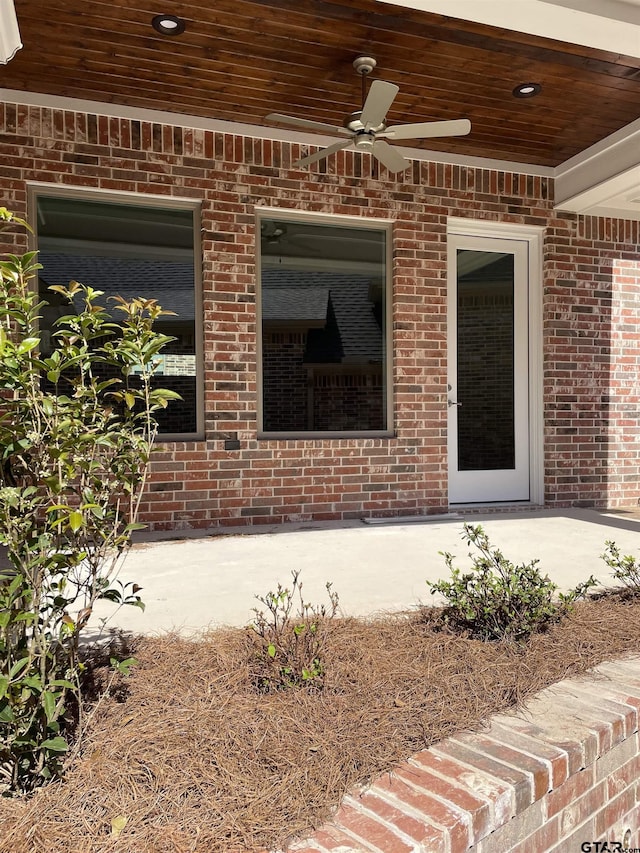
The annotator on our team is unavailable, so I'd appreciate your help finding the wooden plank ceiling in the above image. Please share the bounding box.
[3,0,640,167]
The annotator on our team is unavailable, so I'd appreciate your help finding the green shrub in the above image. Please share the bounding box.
[0,208,178,794]
[248,570,339,692]
[602,540,640,594]
[426,523,597,642]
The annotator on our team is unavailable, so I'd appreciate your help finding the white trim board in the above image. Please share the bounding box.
[555,164,640,219]
[554,116,640,219]
[373,0,640,57]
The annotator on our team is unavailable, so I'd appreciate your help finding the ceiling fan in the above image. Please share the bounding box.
[266,56,471,173]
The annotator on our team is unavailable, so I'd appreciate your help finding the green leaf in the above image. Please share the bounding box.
[9,656,30,679]
[267,644,276,658]
[17,337,40,355]
[41,397,55,416]
[0,676,8,699]
[46,503,70,514]
[43,690,56,723]
[68,510,83,532]
[22,675,43,691]
[50,679,76,689]
[110,656,138,676]
[151,388,182,401]
[0,702,15,722]
[40,736,68,752]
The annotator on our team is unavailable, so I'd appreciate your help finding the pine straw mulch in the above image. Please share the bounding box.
[2,595,640,853]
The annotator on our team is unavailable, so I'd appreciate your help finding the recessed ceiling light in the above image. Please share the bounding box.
[151,14,186,35]
[513,82,542,98]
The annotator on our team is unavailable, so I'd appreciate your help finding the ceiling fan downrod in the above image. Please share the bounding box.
[353,55,377,109]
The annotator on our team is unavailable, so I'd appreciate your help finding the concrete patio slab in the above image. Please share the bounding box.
[90,508,640,637]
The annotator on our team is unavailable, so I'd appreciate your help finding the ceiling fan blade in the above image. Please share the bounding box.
[380,118,472,141]
[294,138,352,169]
[372,140,410,173]
[360,80,400,129]
[266,113,351,136]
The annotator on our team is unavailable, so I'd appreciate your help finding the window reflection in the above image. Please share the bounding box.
[260,218,387,433]
[456,250,515,471]
[36,195,198,436]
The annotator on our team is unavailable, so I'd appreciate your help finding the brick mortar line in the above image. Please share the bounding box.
[457,730,555,790]
[397,759,495,812]
[342,793,453,850]
[472,721,567,780]
[326,821,389,853]
[426,744,518,826]
[448,734,544,789]
[355,780,472,849]
[557,681,639,733]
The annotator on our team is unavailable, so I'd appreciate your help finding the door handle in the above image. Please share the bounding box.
[448,399,462,407]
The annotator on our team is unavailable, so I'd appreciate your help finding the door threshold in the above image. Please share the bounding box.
[363,512,463,526]
[449,502,543,513]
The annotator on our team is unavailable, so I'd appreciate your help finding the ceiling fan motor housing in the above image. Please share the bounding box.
[353,132,376,151]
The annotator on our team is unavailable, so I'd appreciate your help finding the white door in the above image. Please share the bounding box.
[447,235,530,503]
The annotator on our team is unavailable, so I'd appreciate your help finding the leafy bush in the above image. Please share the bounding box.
[426,523,597,642]
[0,208,178,794]
[602,540,640,594]
[248,570,339,692]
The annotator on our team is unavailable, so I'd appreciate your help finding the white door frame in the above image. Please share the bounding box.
[446,217,545,505]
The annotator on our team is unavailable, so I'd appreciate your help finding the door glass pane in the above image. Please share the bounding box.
[456,249,515,471]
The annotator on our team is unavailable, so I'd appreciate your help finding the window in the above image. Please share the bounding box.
[258,214,391,435]
[32,190,202,439]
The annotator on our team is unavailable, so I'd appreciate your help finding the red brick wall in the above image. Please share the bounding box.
[608,259,640,507]
[0,100,639,528]
[262,330,309,432]
[544,219,640,509]
[312,372,385,432]
[289,657,640,853]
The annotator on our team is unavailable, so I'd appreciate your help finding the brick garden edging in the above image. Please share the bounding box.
[284,657,640,852]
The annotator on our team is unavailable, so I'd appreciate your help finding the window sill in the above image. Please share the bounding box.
[257,431,395,441]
